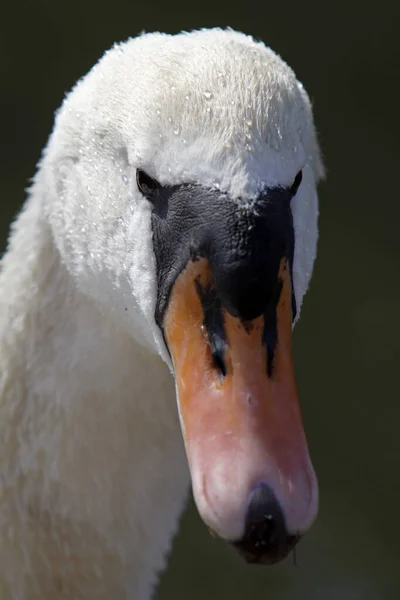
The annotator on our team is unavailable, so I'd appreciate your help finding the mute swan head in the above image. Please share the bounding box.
[40,28,324,564]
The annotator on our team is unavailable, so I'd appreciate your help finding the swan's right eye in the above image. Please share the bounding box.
[136,169,161,198]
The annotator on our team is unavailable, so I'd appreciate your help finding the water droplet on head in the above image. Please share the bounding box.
[173,125,180,135]
[122,174,128,184]
[203,91,213,100]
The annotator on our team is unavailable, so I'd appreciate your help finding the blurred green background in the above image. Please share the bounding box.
[1,1,399,598]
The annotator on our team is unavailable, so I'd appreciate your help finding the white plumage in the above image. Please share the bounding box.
[0,28,323,599]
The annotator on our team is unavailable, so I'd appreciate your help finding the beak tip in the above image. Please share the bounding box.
[232,534,301,565]
[230,483,301,565]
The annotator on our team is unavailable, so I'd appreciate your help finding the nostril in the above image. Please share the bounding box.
[210,347,227,377]
[195,280,227,377]
[232,483,300,565]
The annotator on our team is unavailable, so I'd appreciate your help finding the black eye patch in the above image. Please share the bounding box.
[149,183,297,330]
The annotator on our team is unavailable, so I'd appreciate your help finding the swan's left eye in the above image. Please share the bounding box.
[136,169,161,198]
[290,170,303,197]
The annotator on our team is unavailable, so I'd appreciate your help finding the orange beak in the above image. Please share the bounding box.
[164,257,318,562]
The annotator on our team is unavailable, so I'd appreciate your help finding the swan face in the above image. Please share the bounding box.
[44,29,323,564]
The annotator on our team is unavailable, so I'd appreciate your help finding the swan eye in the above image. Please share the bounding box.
[136,169,161,198]
[290,170,303,197]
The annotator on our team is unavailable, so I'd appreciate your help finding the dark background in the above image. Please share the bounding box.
[1,1,399,598]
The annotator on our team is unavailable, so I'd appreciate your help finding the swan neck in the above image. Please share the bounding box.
[0,194,190,598]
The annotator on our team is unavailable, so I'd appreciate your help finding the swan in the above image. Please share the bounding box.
[0,28,324,599]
